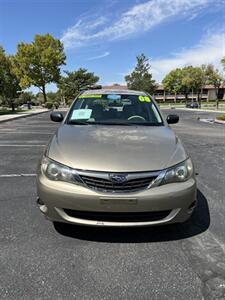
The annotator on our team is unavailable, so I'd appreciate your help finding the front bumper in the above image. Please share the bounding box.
[36,172,197,227]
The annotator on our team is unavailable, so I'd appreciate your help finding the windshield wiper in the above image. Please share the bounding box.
[92,122,133,126]
[129,122,163,126]
[67,120,90,125]
[68,120,162,126]
[93,122,161,126]
[130,123,153,126]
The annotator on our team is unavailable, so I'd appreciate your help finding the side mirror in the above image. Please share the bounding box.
[167,114,179,124]
[50,111,64,122]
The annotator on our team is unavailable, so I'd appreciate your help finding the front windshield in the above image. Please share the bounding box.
[67,93,163,126]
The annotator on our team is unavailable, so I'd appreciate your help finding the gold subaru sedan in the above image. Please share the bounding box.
[36,89,196,227]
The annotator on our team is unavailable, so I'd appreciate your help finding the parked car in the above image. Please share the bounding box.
[19,103,32,109]
[36,89,196,227]
[186,101,199,108]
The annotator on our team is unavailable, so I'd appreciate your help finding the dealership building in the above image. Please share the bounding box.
[102,84,225,102]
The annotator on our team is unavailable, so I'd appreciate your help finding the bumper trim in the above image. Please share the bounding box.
[54,207,181,227]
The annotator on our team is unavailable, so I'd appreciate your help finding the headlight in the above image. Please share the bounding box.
[41,156,83,185]
[149,158,194,188]
[161,158,194,184]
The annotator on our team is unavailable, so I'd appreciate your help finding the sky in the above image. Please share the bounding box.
[0,0,225,92]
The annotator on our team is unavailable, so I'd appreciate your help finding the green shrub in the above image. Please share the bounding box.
[45,101,53,109]
[53,101,59,109]
[217,114,225,121]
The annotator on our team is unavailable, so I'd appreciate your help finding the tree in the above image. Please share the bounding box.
[163,66,208,105]
[206,64,224,109]
[16,91,33,106]
[182,66,209,106]
[197,65,211,107]
[162,68,183,102]
[221,57,225,70]
[180,66,202,102]
[46,91,61,103]
[46,91,61,108]
[125,53,157,94]
[0,46,21,111]
[0,46,8,91]
[11,33,66,103]
[162,67,191,102]
[34,92,45,105]
[58,68,100,104]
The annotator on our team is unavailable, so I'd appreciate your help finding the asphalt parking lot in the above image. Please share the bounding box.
[0,109,225,299]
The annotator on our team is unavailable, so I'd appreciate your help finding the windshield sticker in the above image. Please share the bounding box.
[78,94,102,99]
[71,109,92,120]
[138,96,151,103]
[107,94,121,100]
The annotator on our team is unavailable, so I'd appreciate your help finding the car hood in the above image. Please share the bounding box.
[47,124,187,172]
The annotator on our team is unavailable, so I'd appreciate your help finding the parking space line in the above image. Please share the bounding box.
[0,132,53,134]
[0,144,45,147]
[0,174,36,178]
[0,140,46,143]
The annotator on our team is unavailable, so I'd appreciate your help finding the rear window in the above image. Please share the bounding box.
[67,93,163,126]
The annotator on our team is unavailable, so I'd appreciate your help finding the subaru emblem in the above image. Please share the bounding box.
[109,174,127,183]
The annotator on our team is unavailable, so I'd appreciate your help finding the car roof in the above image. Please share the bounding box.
[81,89,147,96]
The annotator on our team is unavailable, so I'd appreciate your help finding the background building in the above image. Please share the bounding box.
[153,84,225,103]
[102,84,225,103]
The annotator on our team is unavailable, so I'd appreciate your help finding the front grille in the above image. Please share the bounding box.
[79,174,157,193]
[64,209,171,222]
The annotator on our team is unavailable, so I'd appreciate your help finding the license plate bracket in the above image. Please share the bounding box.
[100,197,137,205]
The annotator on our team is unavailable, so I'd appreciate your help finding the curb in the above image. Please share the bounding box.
[215,118,225,124]
[173,107,225,113]
[0,110,49,124]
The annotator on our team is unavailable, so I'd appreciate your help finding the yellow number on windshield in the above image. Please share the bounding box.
[138,96,151,103]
